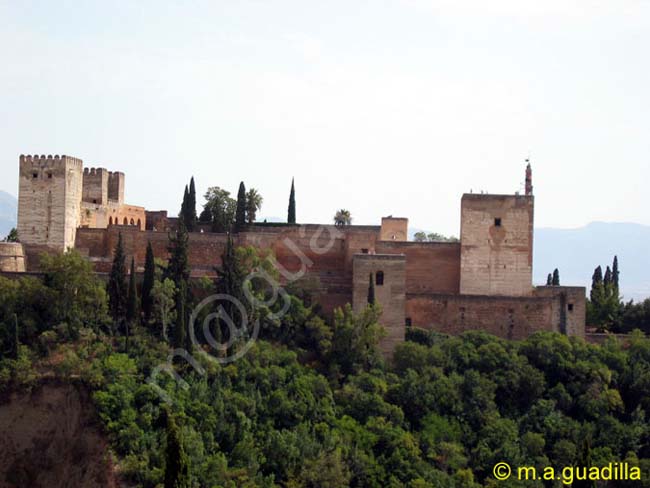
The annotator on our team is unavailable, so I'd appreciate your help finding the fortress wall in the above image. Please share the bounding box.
[405,293,559,340]
[82,167,109,205]
[376,241,461,294]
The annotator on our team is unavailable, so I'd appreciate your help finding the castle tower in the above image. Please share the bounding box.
[459,191,534,297]
[17,154,83,251]
[525,160,533,196]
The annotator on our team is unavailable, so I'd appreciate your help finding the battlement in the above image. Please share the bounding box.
[83,167,109,175]
[19,154,83,167]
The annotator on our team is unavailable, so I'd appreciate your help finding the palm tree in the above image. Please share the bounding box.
[334,209,352,226]
[246,188,263,224]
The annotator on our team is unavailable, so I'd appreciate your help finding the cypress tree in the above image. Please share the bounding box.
[591,266,603,303]
[235,182,246,231]
[552,268,560,286]
[167,222,190,349]
[367,273,375,305]
[108,233,128,332]
[142,241,155,323]
[164,414,190,488]
[546,273,553,286]
[179,185,189,227]
[604,266,612,288]
[127,257,139,323]
[187,177,197,232]
[288,178,296,224]
[612,255,620,294]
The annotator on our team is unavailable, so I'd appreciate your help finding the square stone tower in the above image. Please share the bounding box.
[459,193,534,296]
[17,154,83,251]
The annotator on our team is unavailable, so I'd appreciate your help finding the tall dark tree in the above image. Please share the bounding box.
[235,182,247,231]
[288,178,296,224]
[108,233,128,332]
[127,257,139,323]
[141,241,155,323]
[591,266,603,303]
[604,266,612,289]
[367,272,375,305]
[167,222,190,349]
[552,268,560,286]
[546,273,553,286]
[179,184,189,226]
[187,176,197,231]
[612,255,620,294]
[164,413,190,488]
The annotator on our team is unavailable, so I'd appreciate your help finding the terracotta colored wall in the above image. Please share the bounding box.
[376,241,460,294]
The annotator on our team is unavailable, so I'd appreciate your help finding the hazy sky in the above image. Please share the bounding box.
[1,1,649,236]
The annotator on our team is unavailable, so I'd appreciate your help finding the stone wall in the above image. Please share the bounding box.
[107,171,124,205]
[460,194,534,296]
[352,254,406,355]
[0,243,26,272]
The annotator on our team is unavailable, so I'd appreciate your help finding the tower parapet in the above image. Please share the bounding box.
[108,171,125,205]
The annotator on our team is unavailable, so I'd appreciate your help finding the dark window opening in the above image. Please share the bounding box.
[123,217,128,225]
[93,199,97,204]
[405,317,412,327]
[109,217,113,225]
[32,172,38,178]
[376,271,384,286]
[130,218,135,225]
[494,218,502,227]
[361,248,369,254]
[47,173,52,179]
[568,303,574,312]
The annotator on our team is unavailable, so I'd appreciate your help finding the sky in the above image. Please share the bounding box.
[1,0,649,237]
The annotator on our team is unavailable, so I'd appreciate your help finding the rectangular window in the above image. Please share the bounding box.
[32,172,38,178]
[361,248,369,254]
[405,317,412,327]
[494,218,502,227]
[568,303,574,312]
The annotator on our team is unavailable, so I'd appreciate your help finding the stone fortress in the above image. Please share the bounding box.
[1,154,586,354]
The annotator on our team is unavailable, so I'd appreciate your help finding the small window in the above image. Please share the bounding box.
[568,303,574,312]
[123,217,128,225]
[47,172,52,179]
[137,218,141,228]
[32,172,38,178]
[376,271,384,286]
[93,199,97,204]
[130,218,135,225]
[405,317,412,327]
[109,217,113,225]
[361,248,369,254]
[494,218,502,227]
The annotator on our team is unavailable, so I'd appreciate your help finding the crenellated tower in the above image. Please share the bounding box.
[17,154,84,251]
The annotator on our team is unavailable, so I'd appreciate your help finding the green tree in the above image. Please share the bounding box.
[164,413,190,488]
[612,255,620,295]
[368,272,375,305]
[179,184,189,227]
[167,222,190,349]
[245,188,263,224]
[3,228,18,242]
[590,266,604,303]
[203,186,236,232]
[235,181,247,231]
[552,268,560,286]
[334,209,352,226]
[141,241,155,323]
[288,178,296,224]
[108,233,128,332]
[126,257,138,323]
[187,176,197,231]
[547,273,553,286]
[11,314,19,360]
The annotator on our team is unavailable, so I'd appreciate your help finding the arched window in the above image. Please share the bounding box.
[376,271,384,286]
[137,218,141,228]
[109,217,113,226]
[123,217,128,225]
[130,218,135,225]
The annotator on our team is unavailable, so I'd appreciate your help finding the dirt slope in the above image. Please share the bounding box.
[0,380,118,488]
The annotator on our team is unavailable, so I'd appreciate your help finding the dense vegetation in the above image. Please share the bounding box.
[1,245,650,487]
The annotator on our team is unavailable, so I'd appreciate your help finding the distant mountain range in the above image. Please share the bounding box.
[0,191,17,240]
[2,193,648,300]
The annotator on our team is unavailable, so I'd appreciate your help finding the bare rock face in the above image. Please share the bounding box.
[0,381,118,488]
